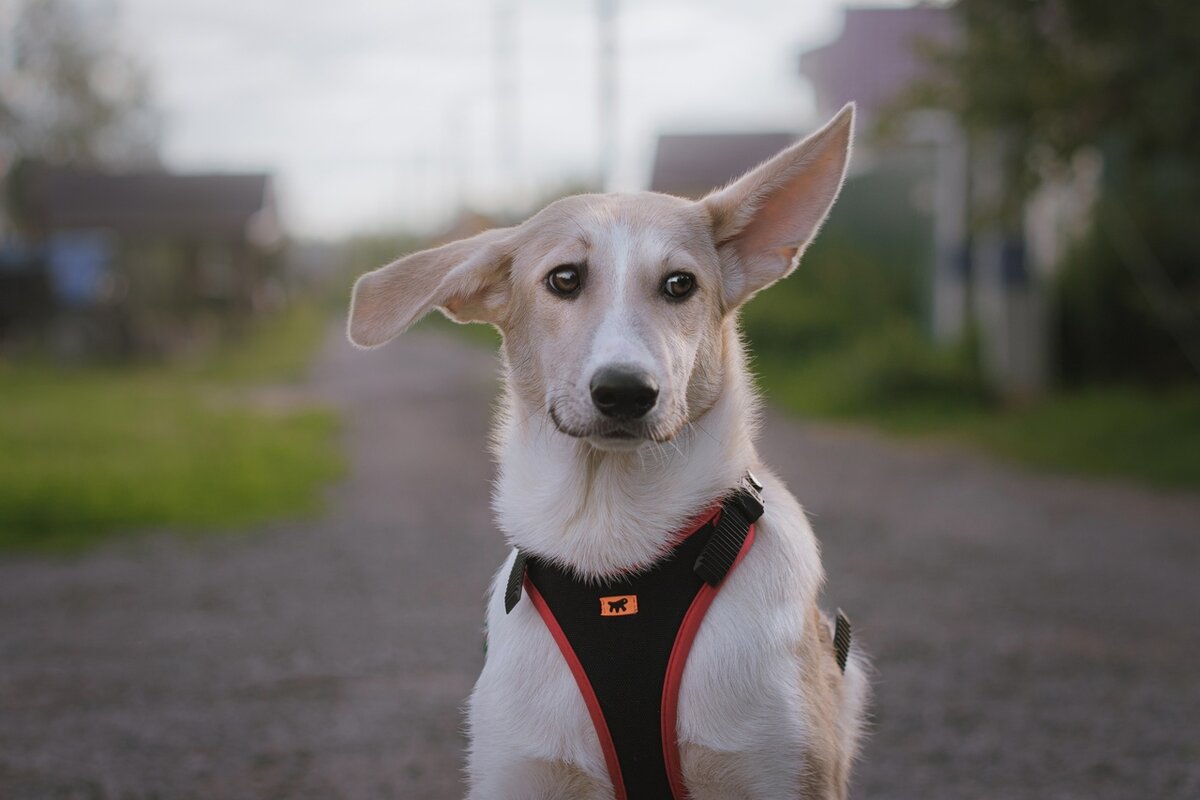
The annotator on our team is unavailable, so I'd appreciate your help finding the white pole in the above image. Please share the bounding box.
[494,0,519,211]
[597,0,617,192]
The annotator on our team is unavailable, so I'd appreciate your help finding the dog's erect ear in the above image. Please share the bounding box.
[347,227,514,348]
[702,103,854,309]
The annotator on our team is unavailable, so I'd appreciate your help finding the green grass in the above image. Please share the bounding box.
[936,388,1200,488]
[755,345,1200,490]
[187,302,331,382]
[0,305,344,552]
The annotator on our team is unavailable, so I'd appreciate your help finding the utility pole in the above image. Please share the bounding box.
[0,0,19,238]
[597,0,617,192]
[494,0,519,212]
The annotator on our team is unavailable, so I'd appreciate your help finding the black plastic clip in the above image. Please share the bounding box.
[833,610,852,673]
[504,550,528,614]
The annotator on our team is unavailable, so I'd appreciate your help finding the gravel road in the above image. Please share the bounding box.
[1,326,1197,799]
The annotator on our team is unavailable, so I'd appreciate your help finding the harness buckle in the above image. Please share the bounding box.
[732,473,764,521]
[693,475,764,587]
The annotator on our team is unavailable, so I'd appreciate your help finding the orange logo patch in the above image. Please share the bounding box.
[599,594,638,617]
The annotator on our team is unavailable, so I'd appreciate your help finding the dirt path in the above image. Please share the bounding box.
[2,327,1197,799]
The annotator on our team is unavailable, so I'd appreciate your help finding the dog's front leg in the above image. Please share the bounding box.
[680,742,847,800]
[466,758,613,800]
[468,576,615,800]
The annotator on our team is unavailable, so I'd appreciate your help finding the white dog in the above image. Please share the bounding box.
[348,104,868,799]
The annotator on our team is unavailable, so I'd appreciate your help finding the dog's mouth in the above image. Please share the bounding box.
[548,405,677,447]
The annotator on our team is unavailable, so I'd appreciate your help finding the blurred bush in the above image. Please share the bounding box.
[739,144,1199,487]
[1054,186,1200,385]
[743,153,988,417]
[911,0,1200,386]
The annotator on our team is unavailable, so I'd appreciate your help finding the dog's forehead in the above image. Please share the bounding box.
[515,192,714,268]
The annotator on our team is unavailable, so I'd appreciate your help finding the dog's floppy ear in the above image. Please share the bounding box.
[347,226,514,348]
[702,103,854,309]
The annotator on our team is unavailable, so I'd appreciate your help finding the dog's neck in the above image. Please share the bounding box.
[492,323,760,577]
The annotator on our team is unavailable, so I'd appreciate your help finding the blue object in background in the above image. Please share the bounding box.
[46,231,113,308]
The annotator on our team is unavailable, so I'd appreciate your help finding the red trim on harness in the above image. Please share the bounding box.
[660,522,757,800]
[525,577,628,800]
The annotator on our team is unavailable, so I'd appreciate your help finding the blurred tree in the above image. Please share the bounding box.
[915,0,1200,383]
[918,0,1200,204]
[0,0,159,168]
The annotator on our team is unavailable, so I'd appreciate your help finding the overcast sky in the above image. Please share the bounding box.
[115,0,914,238]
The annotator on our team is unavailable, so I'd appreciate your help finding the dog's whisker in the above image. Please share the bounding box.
[693,419,721,446]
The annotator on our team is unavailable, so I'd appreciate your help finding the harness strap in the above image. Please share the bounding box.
[502,475,763,800]
[505,474,765,614]
[497,473,855,797]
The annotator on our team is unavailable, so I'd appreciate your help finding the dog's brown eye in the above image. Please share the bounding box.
[663,272,695,300]
[546,265,582,297]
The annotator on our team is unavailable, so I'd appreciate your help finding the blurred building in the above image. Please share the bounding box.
[799,5,956,125]
[2,166,283,358]
[649,132,796,199]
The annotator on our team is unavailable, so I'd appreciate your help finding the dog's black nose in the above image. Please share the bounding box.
[590,366,659,420]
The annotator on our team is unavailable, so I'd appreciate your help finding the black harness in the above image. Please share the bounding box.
[505,474,787,800]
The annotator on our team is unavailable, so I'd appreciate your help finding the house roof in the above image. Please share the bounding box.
[799,6,959,118]
[648,132,796,198]
[22,167,278,239]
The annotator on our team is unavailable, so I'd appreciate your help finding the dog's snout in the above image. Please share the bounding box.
[590,366,659,420]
